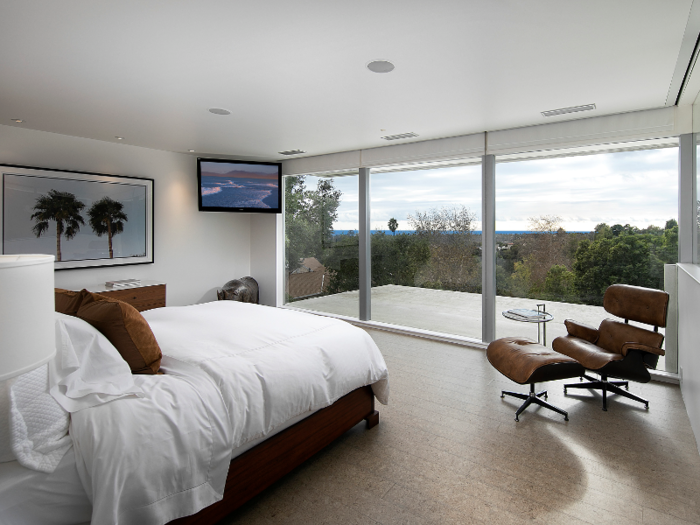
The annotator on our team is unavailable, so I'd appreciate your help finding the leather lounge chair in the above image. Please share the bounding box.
[552,284,669,411]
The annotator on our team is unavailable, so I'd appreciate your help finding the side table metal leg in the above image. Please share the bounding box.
[543,322,547,346]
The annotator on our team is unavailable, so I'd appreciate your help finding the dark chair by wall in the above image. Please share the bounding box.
[217,276,259,304]
[552,284,669,411]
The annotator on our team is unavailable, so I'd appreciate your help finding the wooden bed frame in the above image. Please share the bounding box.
[169,385,380,525]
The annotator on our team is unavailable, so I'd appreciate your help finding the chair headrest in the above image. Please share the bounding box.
[603,284,669,327]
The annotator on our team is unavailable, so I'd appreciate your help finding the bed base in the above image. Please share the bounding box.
[169,385,379,525]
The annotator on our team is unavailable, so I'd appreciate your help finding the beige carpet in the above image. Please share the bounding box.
[221,329,699,525]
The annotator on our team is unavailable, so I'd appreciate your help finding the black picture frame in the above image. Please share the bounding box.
[1,164,154,270]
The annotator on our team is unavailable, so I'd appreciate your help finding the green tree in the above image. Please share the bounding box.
[407,205,480,292]
[542,264,576,302]
[594,223,613,240]
[30,189,85,262]
[308,179,341,249]
[388,217,398,235]
[515,215,572,295]
[323,231,431,294]
[87,197,127,259]
[573,224,677,305]
[284,175,342,274]
[284,176,315,272]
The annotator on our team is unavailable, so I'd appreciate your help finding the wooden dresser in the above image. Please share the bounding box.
[86,280,166,312]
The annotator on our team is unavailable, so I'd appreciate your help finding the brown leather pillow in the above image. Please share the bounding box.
[76,291,162,374]
[564,319,599,344]
[55,288,88,316]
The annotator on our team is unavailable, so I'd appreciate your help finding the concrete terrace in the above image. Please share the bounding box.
[289,284,669,370]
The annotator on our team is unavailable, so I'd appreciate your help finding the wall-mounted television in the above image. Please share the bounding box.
[197,158,282,213]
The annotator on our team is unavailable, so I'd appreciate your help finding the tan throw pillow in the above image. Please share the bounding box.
[55,288,87,317]
[76,292,162,374]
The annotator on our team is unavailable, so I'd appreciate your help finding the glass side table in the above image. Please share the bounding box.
[502,303,554,346]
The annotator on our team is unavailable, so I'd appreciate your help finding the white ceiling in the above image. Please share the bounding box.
[1,0,698,161]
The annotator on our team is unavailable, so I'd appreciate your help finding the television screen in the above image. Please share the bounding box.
[197,158,282,213]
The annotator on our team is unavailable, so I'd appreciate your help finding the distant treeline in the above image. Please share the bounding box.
[334,230,593,236]
[285,175,677,306]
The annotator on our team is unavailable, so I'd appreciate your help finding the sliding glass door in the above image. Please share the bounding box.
[282,138,682,372]
[369,163,482,340]
[495,144,678,370]
[284,173,360,318]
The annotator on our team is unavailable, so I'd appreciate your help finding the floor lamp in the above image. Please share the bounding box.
[0,255,56,382]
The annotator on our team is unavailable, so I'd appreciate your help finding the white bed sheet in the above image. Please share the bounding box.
[0,405,320,525]
[67,302,389,525]
[0,447,91,525]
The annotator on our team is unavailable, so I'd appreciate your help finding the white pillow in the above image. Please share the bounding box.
[50,313,143,412]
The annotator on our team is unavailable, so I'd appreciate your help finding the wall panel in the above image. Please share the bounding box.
[0,124,251,306]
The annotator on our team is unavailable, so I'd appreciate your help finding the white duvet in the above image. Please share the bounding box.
[70,302,389,525]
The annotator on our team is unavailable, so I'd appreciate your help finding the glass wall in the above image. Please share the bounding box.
[697,134,700,263]
[282,138,683,376]
[495,145,678,371]
[369,163,482,340]
[283,173,360,318]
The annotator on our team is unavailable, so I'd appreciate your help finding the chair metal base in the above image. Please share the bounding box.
[564,373,649,411]
[501,383,569,422]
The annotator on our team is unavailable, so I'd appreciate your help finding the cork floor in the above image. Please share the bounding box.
[220,329,700,525]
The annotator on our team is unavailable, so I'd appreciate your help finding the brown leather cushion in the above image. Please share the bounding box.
[55,288,87,316]
[597,319,664,355]
[552,335,623,370]
[487,337,583,384]
[76,291,162,374]
[603,284,669,327]
[563,319,599,343]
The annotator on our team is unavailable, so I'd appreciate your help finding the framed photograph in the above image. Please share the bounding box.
[1,165,154,270]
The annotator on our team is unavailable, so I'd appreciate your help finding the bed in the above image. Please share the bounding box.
[0,300,389,525]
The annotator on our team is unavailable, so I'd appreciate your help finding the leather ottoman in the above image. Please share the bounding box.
[487,337,585,421]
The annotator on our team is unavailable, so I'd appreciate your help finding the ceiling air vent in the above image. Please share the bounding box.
[541,104,596,118]
[381,132,419,141]
[278,149,306,156]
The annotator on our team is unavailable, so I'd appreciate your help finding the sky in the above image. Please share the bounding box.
[200,160,278,177]
[3,173,147,261]
[305,146,679,232]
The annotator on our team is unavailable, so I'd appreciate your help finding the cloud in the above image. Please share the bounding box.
[305,147,678,232]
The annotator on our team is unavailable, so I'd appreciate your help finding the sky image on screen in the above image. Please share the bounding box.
[200,161,279,209]
[3,174,147,262]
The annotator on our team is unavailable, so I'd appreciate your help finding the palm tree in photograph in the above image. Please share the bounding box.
[388,217,398,235]
[31,190,86,262]
[88,197,128,259]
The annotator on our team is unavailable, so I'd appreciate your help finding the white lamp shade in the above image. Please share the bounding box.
[0,254,56,381]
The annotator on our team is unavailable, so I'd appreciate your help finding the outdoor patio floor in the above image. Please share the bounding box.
[289,284,669,370]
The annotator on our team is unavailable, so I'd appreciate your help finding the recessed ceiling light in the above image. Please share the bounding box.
[188,149,195,153]
[208,108,231,116]
[115,136,123,140]
[278,149,306,156]
[541,104,596,117]
[381,132,418,141]
[11,119,23,123]
[367,60,395,73]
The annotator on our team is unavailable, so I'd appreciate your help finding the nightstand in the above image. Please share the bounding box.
[86,280,166,312]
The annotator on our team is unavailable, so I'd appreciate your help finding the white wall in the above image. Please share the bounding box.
[250,214,283,307]
[0,124,252,306]
[677,264,700,454]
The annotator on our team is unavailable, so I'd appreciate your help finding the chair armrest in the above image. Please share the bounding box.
[564,319,599,343]
[621,342,665,357]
